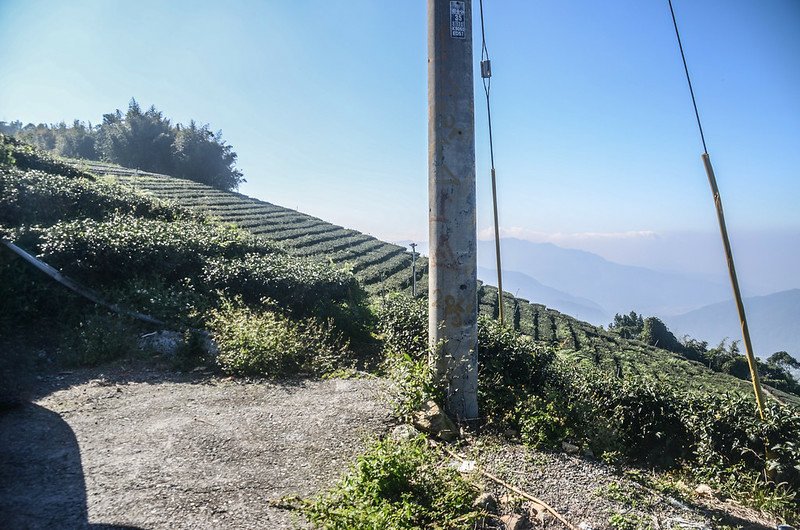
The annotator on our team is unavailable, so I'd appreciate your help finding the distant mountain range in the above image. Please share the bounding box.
[398,238,797,355]
[477,238,730,319]
[665,289,800,358]
[477,266,608,324]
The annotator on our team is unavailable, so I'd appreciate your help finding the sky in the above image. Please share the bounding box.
[1,0,798,290]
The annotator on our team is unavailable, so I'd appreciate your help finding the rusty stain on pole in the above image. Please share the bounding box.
[428,0,479,420]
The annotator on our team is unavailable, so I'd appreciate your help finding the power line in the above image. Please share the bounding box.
[478,0,505,325]
[668,0,708,154]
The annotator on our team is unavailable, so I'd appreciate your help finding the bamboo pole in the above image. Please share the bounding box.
[701,153,767,420]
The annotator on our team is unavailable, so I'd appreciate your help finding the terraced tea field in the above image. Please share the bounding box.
[77,161,790,400]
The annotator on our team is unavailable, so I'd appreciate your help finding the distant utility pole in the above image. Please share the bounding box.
[410,243,418,297]
[428,0,479,420]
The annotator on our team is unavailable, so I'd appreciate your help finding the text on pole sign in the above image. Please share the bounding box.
[450,1,466,39]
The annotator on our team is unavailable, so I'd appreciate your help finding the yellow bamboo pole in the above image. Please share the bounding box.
[701,153,767,420]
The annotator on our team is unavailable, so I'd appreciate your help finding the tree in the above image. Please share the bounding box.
[767,351,800,371]
[608,311,644,339]
[173,121,243,190]
[98,99,175,174]
[640,317,683,353]
[7,99,244,191]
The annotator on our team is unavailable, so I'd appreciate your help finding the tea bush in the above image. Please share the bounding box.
[202,252,358,317]
[304,435,480,530]
[374,293,428,359]
[37,215,280,284]
[207,298,351,377]
[0,167,190,228]
[0,134,90,178]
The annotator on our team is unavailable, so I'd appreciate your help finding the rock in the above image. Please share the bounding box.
[458,459,477,473]
[534,509,554,526]
[561,441,580,455]
[474,492,498,513]
[695,484,715,497]
[390,424,419,441]
[500,513,530,530]
[138,331,184,356]
[411,400,457,441]
[578,523,595,530]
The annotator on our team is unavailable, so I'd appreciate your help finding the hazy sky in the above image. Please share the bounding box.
[1,1,798,253]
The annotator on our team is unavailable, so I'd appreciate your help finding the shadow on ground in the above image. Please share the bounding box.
[0,401,144,529]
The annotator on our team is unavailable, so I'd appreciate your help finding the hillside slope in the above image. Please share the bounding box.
[76,160,795,402]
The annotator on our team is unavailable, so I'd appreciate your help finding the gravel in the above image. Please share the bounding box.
[462,440,777,530]
[0,368,392,529]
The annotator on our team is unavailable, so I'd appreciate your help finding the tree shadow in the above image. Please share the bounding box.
[0,401,144,530]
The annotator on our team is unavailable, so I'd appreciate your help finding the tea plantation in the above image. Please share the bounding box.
[76,159,798,403]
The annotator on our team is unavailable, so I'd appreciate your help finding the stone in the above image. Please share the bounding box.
[474,492,498,513]
[534,509,554,526]
[695,484,715,497]
[390,424,419,441]
[138,331,183,356]
[561,441,580,455]
[411,400,457,441]
[500,513,530,530]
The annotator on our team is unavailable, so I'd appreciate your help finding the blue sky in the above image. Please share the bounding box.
[1,0,798,286]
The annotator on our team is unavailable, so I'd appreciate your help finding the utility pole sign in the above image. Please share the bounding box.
[450,1,466,39]
[428,0,479,420]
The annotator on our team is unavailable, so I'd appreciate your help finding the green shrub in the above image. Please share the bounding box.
[0,246,85,334]
[1,134,90,178]
[37,215,280,285]
[0,167,190,228]
[304,435,480,530]
[104,276,210,329]
[517,392,572,449]
[641,317,683,354]
[384,350,440,420]
[207,298,350,378]
[373,293,428,359]
[202,252,359,317]
[477,316,555,427]
[64,310,139,366]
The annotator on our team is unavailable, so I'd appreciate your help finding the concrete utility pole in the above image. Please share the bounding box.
[428,0,479,420]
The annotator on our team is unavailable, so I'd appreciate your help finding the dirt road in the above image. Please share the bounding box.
[0,368,391,529]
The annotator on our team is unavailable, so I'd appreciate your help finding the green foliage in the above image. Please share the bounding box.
[0,246,85,334]
[374,293,429,359]
[207,298,351,378]
[1,133,90,178]
[640,317,683,353]
[6,99,244,190]
[37,215,278,285]
[172,120,243,190]
[477,316,555,427]
[304,435,480,530]
[608,512,653,530]
[517,393,572,449]
[0,167,190,229]
[202,252,359,318]
[64,310,140,366]
[769,351,800,371]
[172,330,212,371]
[609,311,644,339]
[384,350,440,420]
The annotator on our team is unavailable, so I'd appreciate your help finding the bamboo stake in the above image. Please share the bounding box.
[701,153,767,420]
